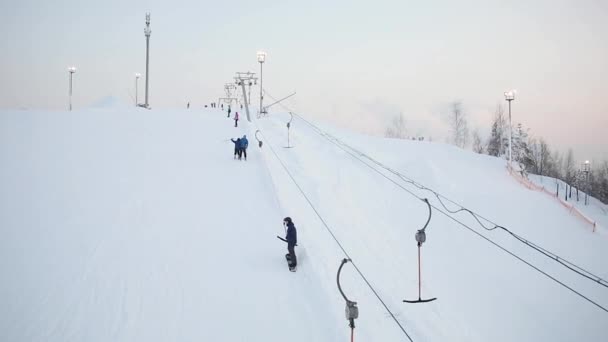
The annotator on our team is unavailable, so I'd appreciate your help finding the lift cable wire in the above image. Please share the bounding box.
[292,112,608,290]
[254,122,416,341]
[267,108,608,314]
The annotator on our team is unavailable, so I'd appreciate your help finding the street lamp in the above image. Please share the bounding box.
[144,13,151,109]
[68,66,77,111]
[582,160,591,205]
[257,51,267,117]
[504,90,516,168]
[135,73,141,107]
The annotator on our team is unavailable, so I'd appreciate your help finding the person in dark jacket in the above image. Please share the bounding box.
[227,106,231,118]
[231,137,242,159]
[284,217,297,269]
[240,135,249,161]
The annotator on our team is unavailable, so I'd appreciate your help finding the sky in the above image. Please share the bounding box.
[0,0,606,162]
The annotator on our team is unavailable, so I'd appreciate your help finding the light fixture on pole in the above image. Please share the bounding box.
[257,51,267,117]
[582,160,591,205]
[143,13,151,109]
[504,90,516,168]
[135,73,141,107]
[68,66,77,111]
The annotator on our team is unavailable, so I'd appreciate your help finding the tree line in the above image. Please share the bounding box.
[384,103,608,204]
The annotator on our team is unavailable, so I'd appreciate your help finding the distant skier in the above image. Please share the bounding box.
[231,137,242,159]
[221,104,224,110]
[240,135,249,160]
[187,102,190,109]
[234,112,239,127]
[227,106,231,118]
[284,217,297,270]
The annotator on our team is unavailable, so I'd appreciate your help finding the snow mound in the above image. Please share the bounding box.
[88,96,131,109]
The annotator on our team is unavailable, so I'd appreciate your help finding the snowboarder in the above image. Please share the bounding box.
[234,112,239,127]
[240,135,249,160]
[284,217,297,271]
[231,137,242,159]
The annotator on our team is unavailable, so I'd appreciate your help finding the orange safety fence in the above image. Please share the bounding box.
[508,167,597,232]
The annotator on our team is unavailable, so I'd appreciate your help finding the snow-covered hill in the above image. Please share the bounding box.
[1,107,607,341]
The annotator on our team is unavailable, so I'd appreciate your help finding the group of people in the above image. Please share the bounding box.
[230,135,249,160]
[225,106,240,127]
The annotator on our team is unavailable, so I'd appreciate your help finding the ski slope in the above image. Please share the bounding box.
[1,107,607,341]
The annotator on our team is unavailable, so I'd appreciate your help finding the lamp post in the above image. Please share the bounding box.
[582,160,591,205]
[144,13,151,109]
[135,73,141,106]
[257,51,267,117]
[504,90,516,168]
[68,66,76,111]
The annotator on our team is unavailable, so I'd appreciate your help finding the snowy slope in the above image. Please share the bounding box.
[527,173,608,231]
[255,112,608,341]
[0,108,339,341]
[1,108,607,341]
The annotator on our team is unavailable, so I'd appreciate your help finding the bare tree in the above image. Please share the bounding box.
[539,138,551,176]
[472,130,484,154]
[445,101,469,148]
[385,112,407,139]
[487,104,506,157]
[563,149,576,184]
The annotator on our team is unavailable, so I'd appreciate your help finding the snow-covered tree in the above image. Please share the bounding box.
[512,123,534,172]
[385,113,407,139]
[472,130,485,154]
[487,104,506,157]
[445,101,469,148]
[563,149,576,185]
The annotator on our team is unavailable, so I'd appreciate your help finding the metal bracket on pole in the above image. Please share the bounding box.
[337,258,358,330]
[262,91,296,114]
[255,130,263,148]
[286,112,293,148]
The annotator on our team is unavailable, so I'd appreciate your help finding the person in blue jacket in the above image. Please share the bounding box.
[284,217,297,269]
[240,135,249,161]
[230,137,241,159]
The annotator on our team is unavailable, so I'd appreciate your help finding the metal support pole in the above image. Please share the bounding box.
[585,173,589,205]
[135,76,139,106]
[144,13,151,109]
[259,62,263,114]
[69,72,73,111]
[508,99,512,168]
[240,82,251,122]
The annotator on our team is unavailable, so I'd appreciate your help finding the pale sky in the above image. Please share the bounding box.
[1,0,606,162]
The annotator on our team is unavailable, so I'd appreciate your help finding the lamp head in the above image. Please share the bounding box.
[504,90,515,101]
[257,51,267,63]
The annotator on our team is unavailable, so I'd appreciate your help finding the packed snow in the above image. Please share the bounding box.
[1,107,607,341]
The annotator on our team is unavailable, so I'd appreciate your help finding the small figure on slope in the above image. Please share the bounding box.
[227,105,231,118]
[234,112,239,127]
[231,137,242,160]
[284,217,297,271]
[240,135,248,161]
